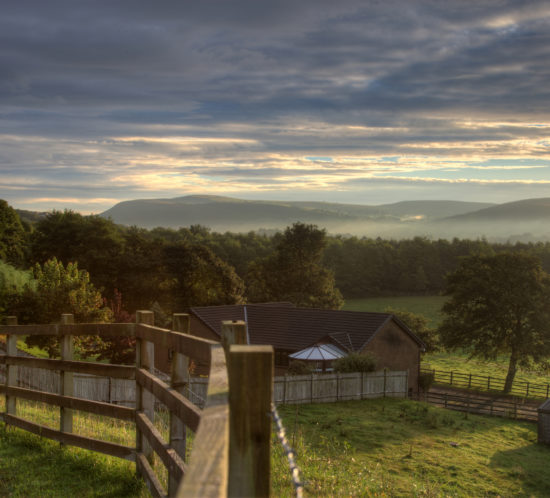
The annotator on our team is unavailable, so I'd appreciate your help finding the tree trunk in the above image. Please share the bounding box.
[503,352,518,394]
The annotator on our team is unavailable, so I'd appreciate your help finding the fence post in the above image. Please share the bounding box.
[169,313,190,496]
[311,373,314,403]
[60,313,74,438]
[228,345,273,498]
[526,382,530,398]
[468,373,472,389]
[5,316,18,420]
[283,374,287,404]
[450,371,453,386]
[221,320,248,351]
[361,371,364,400]
[136,310,155,464]
[383,368,387,398]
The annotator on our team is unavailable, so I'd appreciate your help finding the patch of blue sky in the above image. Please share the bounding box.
[306,156,333,162]
[471,158,550,167]
[380,156,399,162]
[377,165,550,181]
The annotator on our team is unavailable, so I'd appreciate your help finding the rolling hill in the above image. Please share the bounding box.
[99,195,496,235]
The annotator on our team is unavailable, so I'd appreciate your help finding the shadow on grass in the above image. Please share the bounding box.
[489,442,550,497]
[0,425,146,498]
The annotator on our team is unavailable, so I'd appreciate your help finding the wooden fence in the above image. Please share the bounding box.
[422,367,550,399]
[0,314,274,498]
[416,390,539,422]
[274,370,408,404]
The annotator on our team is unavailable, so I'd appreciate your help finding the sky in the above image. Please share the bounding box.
[2,0,550,214]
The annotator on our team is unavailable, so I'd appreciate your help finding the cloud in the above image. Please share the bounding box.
[1,0,550,212]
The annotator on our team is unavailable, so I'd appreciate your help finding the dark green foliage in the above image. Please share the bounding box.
[247,223,343,309]
[333,352,377,373]
[5,258,113,357]
[287,360,315,375]
[161,241,245,310]
[0,199,28,266]
[31,210,124,294]
[418,370,435,391]
[385,307,439,352]
[439,252,550,393]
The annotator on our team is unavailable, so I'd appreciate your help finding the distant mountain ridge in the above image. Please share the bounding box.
[99,195,496,232]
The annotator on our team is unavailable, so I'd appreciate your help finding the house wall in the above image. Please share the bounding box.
[361,320,421,392]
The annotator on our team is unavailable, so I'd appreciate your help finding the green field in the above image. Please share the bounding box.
[272,398,550,497]
[423,350,550,387]
[2,397,550,496]
[343,295,447,327]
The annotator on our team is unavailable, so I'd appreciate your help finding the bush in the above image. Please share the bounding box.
[333,353,376,373]
[418,371,435,391]
[287,360,315,375]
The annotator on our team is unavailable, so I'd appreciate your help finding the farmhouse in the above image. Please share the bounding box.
[177,302,425,391]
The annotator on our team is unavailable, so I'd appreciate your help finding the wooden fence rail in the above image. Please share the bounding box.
[0,314,274,498]
[416,390,539,422]
[421,367,550,399]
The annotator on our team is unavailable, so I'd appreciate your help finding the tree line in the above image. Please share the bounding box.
[2,198,550,388]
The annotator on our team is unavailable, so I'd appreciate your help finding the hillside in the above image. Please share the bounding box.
[446,197,550,221]
[100,195,494,233]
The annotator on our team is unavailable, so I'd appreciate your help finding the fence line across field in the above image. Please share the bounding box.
[418,390,539,422]
[422,367,550,399]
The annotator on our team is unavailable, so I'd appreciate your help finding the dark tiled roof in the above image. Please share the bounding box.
[190,303,423,352]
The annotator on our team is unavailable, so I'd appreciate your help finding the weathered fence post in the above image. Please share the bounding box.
[450,371,453,386]
[221,320,247,351]
[526,382,530,398]
[5,316,18,419]
[136,310,155,463]
[383,368,387,398]
[487,376,491,390]
[60,313,74,437]
[169,313,190,496]
[228,345,273,498]
[468,373,472,389]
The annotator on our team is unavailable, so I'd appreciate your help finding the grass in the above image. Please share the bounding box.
[343,295,447,327]
[271,398,550,497]
[423,350,550,387]
[0,396,182,497]
[2,395,550,496]
[0,398,147,497]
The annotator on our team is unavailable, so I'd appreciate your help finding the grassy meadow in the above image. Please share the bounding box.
[272,398,550,497]
[2,396,550,496]
[343,295,447,327]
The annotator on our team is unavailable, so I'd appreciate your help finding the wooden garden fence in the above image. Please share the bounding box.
[422,367,550,399]
[273,370,408,404]
[0,314,274,498]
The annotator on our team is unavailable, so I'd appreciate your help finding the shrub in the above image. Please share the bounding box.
[287,360,315,375]
[333,353,376,373]
[418,371,435,391]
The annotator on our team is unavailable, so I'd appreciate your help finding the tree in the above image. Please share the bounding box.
[247,223,343,309]
[31,210,124,294]
[439,253,550,393]
[161,241,245,311]
[0,199,28,267]
[385,308,438,352]
[6,258,112,357]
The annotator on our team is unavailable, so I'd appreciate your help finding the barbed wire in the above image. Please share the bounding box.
[271,403,304,498]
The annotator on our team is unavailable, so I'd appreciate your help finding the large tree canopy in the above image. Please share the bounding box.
[247,222,343,309]
[439,253,550,392]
